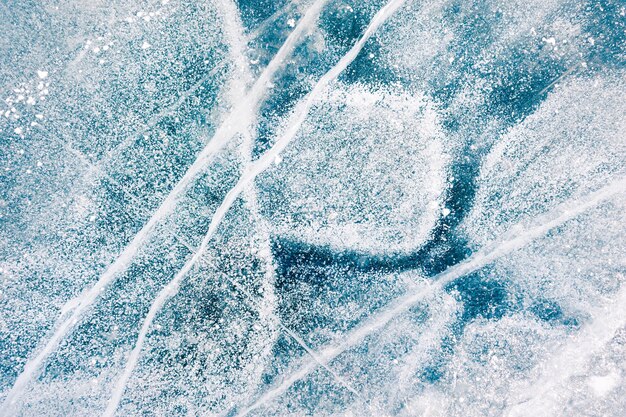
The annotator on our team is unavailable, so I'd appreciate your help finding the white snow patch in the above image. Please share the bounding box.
[587,371,621,397]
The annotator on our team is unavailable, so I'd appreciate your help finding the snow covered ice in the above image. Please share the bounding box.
[1,0,625,416]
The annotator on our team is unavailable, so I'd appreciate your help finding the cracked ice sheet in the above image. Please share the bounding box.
[1,0,626,416]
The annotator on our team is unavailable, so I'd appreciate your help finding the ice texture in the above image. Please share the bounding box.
[1,0,625,416]
[259,83,448,255]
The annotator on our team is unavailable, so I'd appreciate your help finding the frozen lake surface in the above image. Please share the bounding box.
[1,0,625,416]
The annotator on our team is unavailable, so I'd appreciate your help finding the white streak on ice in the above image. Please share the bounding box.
[103,0,406,411]
[0,2,329,414]
[234,176,626,417]
[105,0,357,409]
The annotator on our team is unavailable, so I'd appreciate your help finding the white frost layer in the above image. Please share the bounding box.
[462,74,626,310]
[260,82,449,255]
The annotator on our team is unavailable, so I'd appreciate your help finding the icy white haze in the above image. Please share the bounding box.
[1,0,625,416]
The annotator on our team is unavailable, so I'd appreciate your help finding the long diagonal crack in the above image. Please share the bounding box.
[101,0,408,411]
[0,2,330,414]
[56,136,356,415]
[233,175,626,417]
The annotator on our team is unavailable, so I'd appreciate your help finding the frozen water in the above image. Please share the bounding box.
[1,0,625,416]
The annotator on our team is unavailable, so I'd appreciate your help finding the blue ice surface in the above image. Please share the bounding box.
[1,0,625,415]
